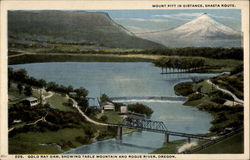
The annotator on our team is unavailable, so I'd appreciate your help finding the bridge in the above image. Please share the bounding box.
[116,117,212,143]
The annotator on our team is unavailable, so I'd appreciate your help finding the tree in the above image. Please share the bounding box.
[14,69,28,82]
[75,87,88,98]
[24,85,32,96]
[17,83,23,94]
[127,103,153,117]
[38,79,47,88]
[100,94,110,102]
[100,115,108,122]
[67,85,74,93]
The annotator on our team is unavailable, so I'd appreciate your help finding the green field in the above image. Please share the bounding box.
[196,131,244,153]
[152,139,186,154]
[100,111,123,124]
[46,93,75,112]
[9,126,93,154]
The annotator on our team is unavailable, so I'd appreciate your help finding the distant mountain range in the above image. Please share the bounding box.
[8,11,164,49]
[136,13,242,48]
[8,11,242,49]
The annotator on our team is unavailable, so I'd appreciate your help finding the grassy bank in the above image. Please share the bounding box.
[152,140,186,154]
[195,131,244,153]
[165,71,243,153]
[9,126,94,154]
[8,84,137,154]
[175,79,243,132]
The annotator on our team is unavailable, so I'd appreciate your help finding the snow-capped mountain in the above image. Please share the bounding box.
[137,13,242,48]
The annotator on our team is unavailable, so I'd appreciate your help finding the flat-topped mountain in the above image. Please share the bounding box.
[8,11,164,49]
[137,13,242,48]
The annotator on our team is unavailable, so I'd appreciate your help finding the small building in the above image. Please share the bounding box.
[120,106,128,114]
[20,97,39,107]
[102,101,115,111]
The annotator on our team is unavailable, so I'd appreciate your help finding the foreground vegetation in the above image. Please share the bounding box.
[195,131,244,153]
[174,82,243,134]
[8,68,154,154]
[152,139,187,154]
[8,68,114,154]
[154,63,244,154]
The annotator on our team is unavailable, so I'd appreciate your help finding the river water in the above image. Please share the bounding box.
[11,62,218,154]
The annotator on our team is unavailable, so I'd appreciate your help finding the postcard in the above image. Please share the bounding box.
[0,0,249,160]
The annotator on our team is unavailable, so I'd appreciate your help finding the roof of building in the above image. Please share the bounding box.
[23,97,38,102]
[102,101,114,105]
[103,104,115,108]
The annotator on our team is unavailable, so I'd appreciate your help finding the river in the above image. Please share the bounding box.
[11,62,218,154]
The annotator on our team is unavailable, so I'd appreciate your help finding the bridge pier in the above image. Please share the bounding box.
[116,126,123,140]
[164,134,169,143]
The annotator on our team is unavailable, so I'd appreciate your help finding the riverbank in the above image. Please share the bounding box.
[9,61,243,154]
[152,71,244,154]
[8,53,242,73]
[8,74,139,154]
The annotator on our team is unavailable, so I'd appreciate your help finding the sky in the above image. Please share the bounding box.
[89,9,241,33]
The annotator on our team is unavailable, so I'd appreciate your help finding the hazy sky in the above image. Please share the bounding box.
[89,9,241,33]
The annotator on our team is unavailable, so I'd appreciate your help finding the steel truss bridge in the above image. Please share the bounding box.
[116,117,212,142]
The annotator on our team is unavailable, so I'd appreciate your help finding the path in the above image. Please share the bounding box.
[8,52,36,58]
[44,91,54,99]
[69,98,116,127]
[8,113,48,132]
[32,88,54,100]
[206,80,243,104]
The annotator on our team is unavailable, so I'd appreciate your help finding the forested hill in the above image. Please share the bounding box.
[8,11,164,49]
[135,47,243,60]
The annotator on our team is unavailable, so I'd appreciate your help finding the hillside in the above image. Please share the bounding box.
[8,11,164,50]
[137,13,242,48]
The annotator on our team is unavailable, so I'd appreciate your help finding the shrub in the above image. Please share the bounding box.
[231,65,243,75]
[199,103,227,112]
[127,103,153,117]
[75,136,91,144]
[100,94,111,102]
[100,115,108,122]
[210,97,226,104]
[188,93,203,101]
[174,82,194,96]
[209,90,234,101]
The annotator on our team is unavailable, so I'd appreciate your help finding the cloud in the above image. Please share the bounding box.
[210,14,236,20]
[152,13,236,21]
[126,25,153,33]
[114,18,169,23]
[152,13,204,20]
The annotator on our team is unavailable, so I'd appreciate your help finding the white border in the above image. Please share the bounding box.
[0,1,249,160]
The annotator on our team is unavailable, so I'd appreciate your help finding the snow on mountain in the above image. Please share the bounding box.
[137,13,242,48]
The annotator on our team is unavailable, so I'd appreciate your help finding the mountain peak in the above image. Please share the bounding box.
[171,13,240,36]
[137,12,242,48]
[191,13,215,23]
